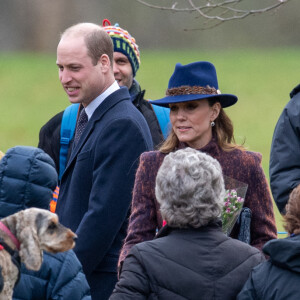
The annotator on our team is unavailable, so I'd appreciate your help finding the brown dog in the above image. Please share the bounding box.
[0,208,76,300]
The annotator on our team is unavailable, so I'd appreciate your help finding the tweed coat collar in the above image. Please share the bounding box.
[178,137,221,159]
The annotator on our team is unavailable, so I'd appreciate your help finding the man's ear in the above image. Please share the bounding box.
[98,54,111,72]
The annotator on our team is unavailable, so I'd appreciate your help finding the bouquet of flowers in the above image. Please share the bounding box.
[222,176,248,236]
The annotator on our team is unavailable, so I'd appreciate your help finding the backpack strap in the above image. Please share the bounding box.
[59,103,80,180]
[151,104,170,139]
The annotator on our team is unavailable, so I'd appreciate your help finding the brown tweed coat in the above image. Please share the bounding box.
[119,138,277,266]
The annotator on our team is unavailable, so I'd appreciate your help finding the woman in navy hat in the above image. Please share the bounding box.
[118,61,277,269]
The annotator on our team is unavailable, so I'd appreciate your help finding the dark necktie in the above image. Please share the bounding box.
[73,108,88,147]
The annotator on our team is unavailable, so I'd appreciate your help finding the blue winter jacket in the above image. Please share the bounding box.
[270,84,300,213]
[0,146,91,300]
[237,235,300,300]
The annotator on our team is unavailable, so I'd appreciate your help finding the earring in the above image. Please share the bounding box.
[211,121,215,127]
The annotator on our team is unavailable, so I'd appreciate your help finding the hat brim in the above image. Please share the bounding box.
[149,93,238,108]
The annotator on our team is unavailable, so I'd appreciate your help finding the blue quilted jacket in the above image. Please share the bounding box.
[0,146,91,300]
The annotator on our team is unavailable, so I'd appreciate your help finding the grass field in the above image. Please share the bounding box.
[1,48,300,233]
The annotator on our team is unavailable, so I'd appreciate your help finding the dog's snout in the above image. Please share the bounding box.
[67,228,76,238]
[73,235,78,242]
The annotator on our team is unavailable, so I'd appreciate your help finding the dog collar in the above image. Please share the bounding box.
[0,221,20,250]
[0,237,21,286]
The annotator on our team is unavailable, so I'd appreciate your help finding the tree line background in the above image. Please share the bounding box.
[1,0,299,229]
[0,0,299,52]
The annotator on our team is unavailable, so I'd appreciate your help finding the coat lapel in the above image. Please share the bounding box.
[62,88,130,178]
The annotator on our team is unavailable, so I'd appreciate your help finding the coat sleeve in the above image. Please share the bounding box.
[236,273,259,300]
[74,118,153,275]
[118,152,160,270]
[50,251,91,300]
[110,247,150,300]
[269,93,300,213]
[241,153,277,251]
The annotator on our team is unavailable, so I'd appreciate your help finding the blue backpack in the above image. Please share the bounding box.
[151,105,170,139]
[58,103,170,179]
[59,103,80,180]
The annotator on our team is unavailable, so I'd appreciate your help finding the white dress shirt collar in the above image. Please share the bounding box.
[85,81,120,120]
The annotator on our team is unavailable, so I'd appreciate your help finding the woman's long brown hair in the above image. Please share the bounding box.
[159,99,245,154]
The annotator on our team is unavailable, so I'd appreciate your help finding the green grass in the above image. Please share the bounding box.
[1,48,299,234]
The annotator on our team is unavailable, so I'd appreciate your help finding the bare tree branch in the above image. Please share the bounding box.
[136,0,292,30]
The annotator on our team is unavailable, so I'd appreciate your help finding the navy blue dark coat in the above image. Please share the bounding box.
[0,146,91,300]
[270,84,300,213]
[56,87,153,299]
[237,235,300,300]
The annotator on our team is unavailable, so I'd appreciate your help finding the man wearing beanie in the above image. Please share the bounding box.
[103,20,166,148]
[38,20,167,175]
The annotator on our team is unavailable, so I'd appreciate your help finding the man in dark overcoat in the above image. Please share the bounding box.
[55,23,153,299]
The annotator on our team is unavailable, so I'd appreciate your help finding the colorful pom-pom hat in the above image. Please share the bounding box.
[102,19,140,77]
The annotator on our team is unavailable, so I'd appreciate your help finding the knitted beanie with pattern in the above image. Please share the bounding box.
[103,19,140,76]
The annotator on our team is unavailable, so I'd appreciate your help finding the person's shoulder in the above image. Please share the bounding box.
[290,84,300,99]
[102,91,146,123]
[40,110,64,135]
[225,236,260,252]
[223,236,265,262]
[225,148,262,166]
[141,150,164,158]
[129,236,162,259]
[107,87,131,107]
[244,150,262,164]
[140,150,166,163]
[43,110,64,126]
[283,84,300,112]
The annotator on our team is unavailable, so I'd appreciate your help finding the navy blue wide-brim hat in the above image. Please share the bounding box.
[149,61,238,108]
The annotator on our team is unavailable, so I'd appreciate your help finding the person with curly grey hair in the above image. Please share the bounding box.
[110,148,265,300]
[156,148,224,228]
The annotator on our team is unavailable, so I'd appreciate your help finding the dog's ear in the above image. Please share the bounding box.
[18,226,42,271]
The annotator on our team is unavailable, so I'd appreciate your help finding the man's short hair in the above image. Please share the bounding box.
[155,148,225,228]
[60,23,113,66]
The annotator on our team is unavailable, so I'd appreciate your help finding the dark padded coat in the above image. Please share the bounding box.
[237,234,300,300]
[270,84,300,213]
[0,146,91,300]
[110,223,265,300]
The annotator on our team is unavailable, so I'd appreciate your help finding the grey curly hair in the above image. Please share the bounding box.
[155,148,225,228]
